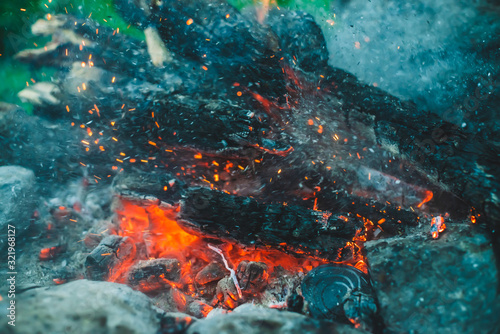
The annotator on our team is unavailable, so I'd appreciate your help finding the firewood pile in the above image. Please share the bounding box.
[1,0,499,333]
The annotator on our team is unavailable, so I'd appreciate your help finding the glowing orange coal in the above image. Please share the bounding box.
[108,199,367,309]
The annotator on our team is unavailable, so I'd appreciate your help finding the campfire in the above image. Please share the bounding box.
[1,0,499,333]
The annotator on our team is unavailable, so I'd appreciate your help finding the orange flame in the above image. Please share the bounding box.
[108,199,368,307]
[417,190,433,208]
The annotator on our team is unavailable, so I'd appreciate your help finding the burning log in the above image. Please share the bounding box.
[179,187,364,262]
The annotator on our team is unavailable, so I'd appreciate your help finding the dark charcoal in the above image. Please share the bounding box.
[266,9,329,72]
[236,261,268,293]
[85,235,133,281]
[179,187,364,262]
[150,0,286,98]
[195,262,226,286]
[158,312,196,334]
[127,258,181,291]
[301,264,378,331]
[286,292,305,314]
[112,169,185,204]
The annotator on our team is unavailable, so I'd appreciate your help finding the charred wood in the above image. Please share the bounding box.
[179,187,363,262]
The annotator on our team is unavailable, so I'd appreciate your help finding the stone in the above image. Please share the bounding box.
[1,279,161,334]
[0,165,37,249]
[187,304,368,334]
[365,223,500,333]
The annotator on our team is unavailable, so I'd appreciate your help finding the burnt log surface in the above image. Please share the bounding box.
[6,0,499,263]
[179,187,363,262]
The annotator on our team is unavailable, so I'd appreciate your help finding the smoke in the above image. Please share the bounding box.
[323,0,500,113]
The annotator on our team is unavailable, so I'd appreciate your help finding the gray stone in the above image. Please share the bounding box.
[0,166,37,248]
[3,279,161,334]
[365,223,500,333]
[187,304,368,334]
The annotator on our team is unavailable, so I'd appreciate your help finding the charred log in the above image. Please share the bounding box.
[86,235,136,281]
[179,187,363,262]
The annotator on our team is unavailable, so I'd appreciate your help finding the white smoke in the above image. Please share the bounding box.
[323,0,499,112]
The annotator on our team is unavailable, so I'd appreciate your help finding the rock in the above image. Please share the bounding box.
[0,166,37,249]
[187,304,367,334]
[365,223,500,333]
[3,279,161,334]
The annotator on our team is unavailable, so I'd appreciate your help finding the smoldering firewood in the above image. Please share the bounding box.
[132,0,286,99]
[39,245,65,261]
[12,0,499,256]
[179,187,364,262]
[127,258,181,291]
[265,9,329,73]
[112,168,186,204]
[236,261,268,293]
[195,262,226,286]
[186,300,214,319]
[85,235,134,281]
[0,104,81,183]
[153,287,192,313]
[214,276,241,309]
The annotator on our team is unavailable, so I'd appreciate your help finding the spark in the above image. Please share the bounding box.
[430,216,446,239]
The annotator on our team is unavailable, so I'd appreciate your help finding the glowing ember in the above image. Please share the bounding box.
[107,199,368,310]
[417,190,434,208]
[430,215,446,239]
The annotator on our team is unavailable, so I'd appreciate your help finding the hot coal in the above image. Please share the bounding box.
[85,235,134,281]
[215,276,241,309]
[195,262,226,286]
[236,261,268,293]
[301,264,378,331]
[127,258,182,291]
